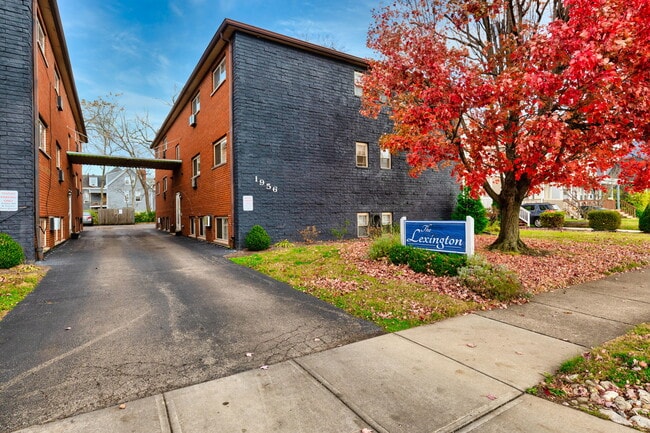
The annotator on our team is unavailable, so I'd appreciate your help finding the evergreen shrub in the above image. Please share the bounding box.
[587,210,621,231]
[540,211,565,228]
[458,255,525,301]
[451,187,489,234]
[639,204,650,233]
[0,233,25,269]
[245,225,271,251]
[387,244,467,276]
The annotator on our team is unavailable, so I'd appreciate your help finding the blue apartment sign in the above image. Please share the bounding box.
[400,216,475,256]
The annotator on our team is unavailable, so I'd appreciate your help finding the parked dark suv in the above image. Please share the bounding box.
[522,202,561,227]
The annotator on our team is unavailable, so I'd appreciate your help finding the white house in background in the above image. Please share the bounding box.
[105,168,155,213]
[82,174,106,210]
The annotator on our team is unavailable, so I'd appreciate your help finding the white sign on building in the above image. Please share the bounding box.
[0,190,18,212]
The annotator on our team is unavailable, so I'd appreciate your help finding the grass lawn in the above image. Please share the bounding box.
[0,264,47,320]
[231,229,650,332]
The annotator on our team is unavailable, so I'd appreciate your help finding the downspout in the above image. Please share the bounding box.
[33,0,43,261]
[224,34,237,249]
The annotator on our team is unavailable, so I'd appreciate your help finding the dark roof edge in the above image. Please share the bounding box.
[151,19,369,148]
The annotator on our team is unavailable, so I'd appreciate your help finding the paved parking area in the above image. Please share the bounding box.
[0,224,381,433]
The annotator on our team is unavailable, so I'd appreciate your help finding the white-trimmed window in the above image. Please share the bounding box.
[38,119,47,153]
[381,212,393,231]
[163,176,168,193]
[380,148,391,170]
[36,18,46,55]
[55,144,61,168]
[155,182,160,195]
[356,142,368,168]
[191,93,200,115]
[175,144,180,160]
[213,137,227,167]
[89,176,98,187]
[357,213,369,237]
[192,155,200,178]
[212,58,226,91]
[215,217,228,242]
[54,69,60,95]
[354,71,363,97]
[124,176,131,186]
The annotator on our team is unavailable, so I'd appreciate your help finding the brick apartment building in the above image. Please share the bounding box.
[0,0,86,260]
[152,19,459,249]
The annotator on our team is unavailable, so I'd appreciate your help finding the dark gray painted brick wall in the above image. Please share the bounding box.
[0,0,36,261]
[231,32,459,248]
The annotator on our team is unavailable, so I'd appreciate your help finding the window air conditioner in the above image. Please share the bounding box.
[49,217,61,231]
[189,114,197,127]
[203,215,211,227]
[191,177,197,188]
[56,95,64,111]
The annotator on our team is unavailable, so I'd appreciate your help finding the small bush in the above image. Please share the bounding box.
[0,233,25,269]
[540,211,565,229]
[640,204,650,233]
[451,187,489,234]
[299,226,320,244]
[368,234,401,260]
[330,220,350,240]
[587,210,621,231]
[135,211,156,223]
[387,244,467,276]
[458,255,525,301]
[245,225,271,251]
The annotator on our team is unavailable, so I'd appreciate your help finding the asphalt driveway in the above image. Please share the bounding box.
[0,224,381,433]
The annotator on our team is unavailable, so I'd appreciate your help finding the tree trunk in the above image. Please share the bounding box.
[488,177,530,253]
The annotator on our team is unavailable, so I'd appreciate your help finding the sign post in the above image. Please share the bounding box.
[400,216,474,256]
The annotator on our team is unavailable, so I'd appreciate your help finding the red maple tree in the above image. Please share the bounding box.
[362,0,650,252]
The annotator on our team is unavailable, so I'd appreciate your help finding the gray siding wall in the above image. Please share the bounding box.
[0,0,36,260]
[231,33,458,248]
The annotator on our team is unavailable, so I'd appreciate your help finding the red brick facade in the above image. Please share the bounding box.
[154,45,233,246]
[35,0,86,252]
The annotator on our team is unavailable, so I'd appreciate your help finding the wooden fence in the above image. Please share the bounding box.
[97,208,135,225]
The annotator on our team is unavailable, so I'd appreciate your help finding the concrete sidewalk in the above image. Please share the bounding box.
[14,268,650,433]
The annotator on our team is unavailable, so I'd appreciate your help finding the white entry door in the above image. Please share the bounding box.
[175,192,182,233]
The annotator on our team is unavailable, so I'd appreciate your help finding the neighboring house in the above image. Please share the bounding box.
[82,174,106,210]
[152,19,459,249]
[105,168,155,212]
[0,0,86,260]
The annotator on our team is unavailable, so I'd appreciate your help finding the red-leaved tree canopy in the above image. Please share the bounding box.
[362,0,650,252]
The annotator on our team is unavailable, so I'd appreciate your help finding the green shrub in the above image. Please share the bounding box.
[540,211,565,229]
[368,233,401,260]
[0,233,25,269]
[640,204,650,233]
[245,225,271,251]
[587,210,621,231]
[387,244,467,276]
[457,255,525,301]
[135,211,156,223]
[451,187,489,234]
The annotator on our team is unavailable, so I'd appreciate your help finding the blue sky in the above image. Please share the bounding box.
[58,0,381,128]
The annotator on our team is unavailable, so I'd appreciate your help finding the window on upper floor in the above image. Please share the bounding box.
[156,182,160,195]
[354,71,364,97]
[54,68,60,95]
[55,143,61,168]
[36,18,46,56]
[89,176,98,187]
[380,148,392,170]
[213,137,227,167]
[192,155,200,178]
[356,142,368,168]
[192,93,200,115]
[124,176,131,186]
[38,118,48,153]
[175,144,180,160]
[163,176,168,192]
[213,58,227,92]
